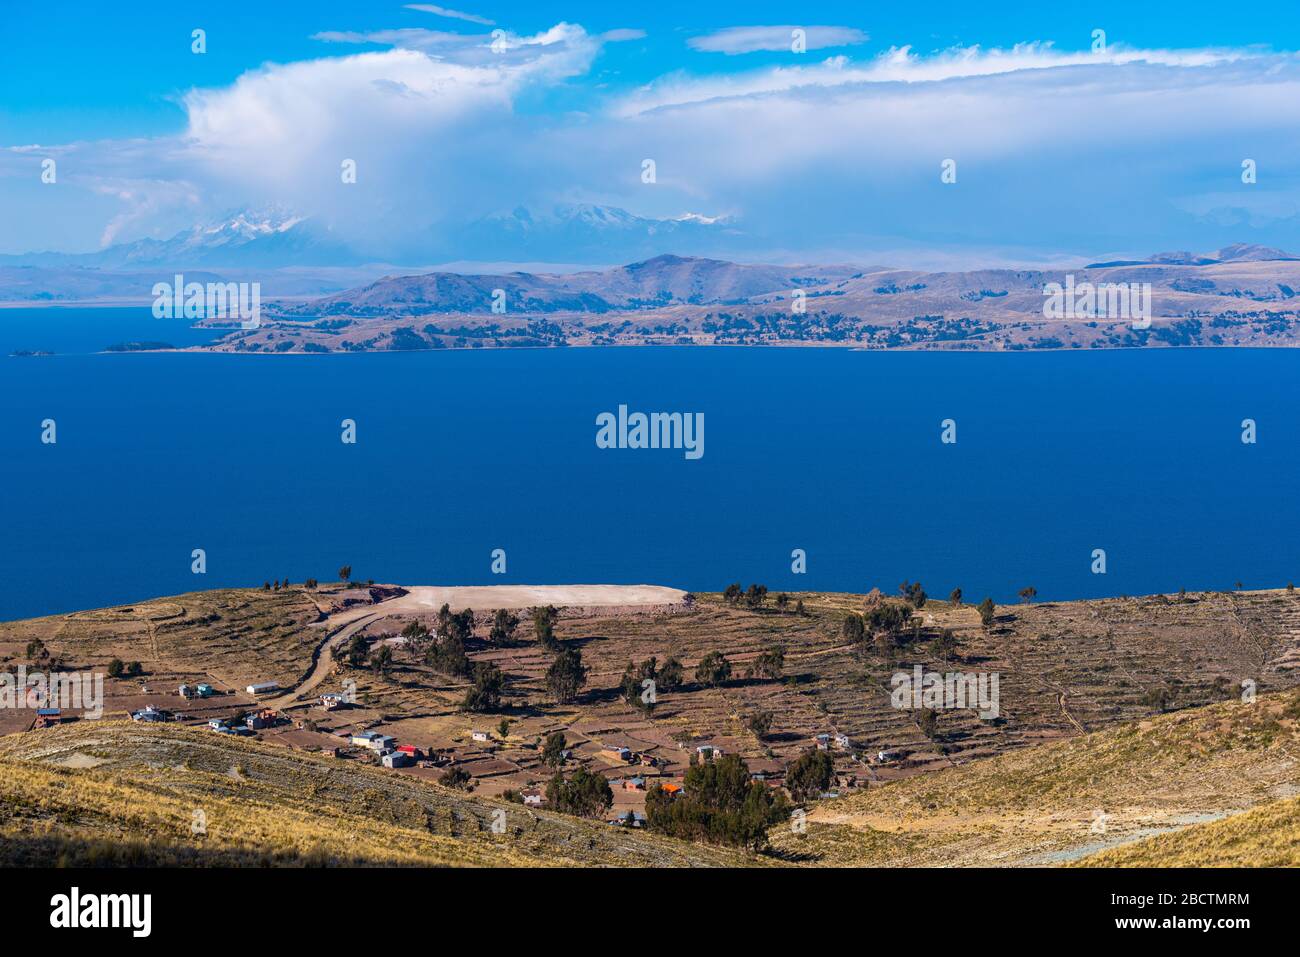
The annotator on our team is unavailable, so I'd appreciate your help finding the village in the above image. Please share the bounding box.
[5,582,942,830]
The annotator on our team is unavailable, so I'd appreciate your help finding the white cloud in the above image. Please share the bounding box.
[617,42,1264,116]
[6,28,1300,263]
[688,25,868,55]
[404,4,495,27]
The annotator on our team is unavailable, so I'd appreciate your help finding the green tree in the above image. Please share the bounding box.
[723,583,743,605]
[1018,586,1037,603]
[899,580,927,609]
[745,710,774,738]
[490,608,519,645]
[785,749,834,801]
[931,629,959,660]
[949,587,962,607]
[842,613,866,643]
[107,658,125,678]
[338,565,352,582]
[694,651,732,688]
[439,767,471,790]
[747,647,785,681]
[532,605,561,653]
[545,647,587,704]
[621,657,658,713]
[745,584,769,609]
[344,633,370,668]
[462,662,505,712]
[425,628,470,678]
[541,731,567,767]
[370,645,394,678]
[775,593,790,612]
[546,767,613,818]
[977,597,996,631]
[657,657,685,691]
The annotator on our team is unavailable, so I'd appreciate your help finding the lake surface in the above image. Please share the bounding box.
[2,307,1298,620]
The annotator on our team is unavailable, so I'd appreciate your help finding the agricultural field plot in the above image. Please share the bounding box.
[766,687,1300,867]
[0,585,391,732]
[7,583,1300,851]
[262,585,1300,812]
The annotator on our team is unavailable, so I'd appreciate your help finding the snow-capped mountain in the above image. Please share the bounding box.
[442,203,742,262]
[3,207,363,270]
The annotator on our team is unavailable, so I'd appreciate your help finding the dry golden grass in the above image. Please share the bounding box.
[1073,794,1300,867]
[0,721,755,868]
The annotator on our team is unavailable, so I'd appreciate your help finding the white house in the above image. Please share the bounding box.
[246,681,280,696]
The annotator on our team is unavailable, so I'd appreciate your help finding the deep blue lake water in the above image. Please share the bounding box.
[2,307,1298,620]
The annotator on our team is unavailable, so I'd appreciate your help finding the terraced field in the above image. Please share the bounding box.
[766,687,1300,866]
[5,583,1300,867]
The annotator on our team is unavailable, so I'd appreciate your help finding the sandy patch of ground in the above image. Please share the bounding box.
[379,584,687,613]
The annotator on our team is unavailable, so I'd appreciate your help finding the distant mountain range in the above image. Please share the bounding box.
[2,207,361,270]
[445,204,743,263]
[273,253,860,318]
[1085,244,1299,268]
[224,245,1300,353]
[0,202,739,277]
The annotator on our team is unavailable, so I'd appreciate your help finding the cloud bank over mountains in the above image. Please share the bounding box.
[4,15,1300,266]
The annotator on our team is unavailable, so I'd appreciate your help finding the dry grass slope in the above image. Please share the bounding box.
[1073,794,1300,867]
[0,721,755,868]
[768,689,1300,866]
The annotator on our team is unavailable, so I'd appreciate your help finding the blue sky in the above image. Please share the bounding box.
[3,1,1300,264]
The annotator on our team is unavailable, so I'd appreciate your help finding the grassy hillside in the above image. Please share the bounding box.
[0,721,753,868]
[767,688,1300,866]
[0,587,334,692]
[1073,794,1300,867]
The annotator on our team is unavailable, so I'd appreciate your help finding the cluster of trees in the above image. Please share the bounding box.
[546,766,613,818]
[620,656,684,713]
[426,604,474,677]
[261,578,292,591]
[898,580,928,609]
[745,646,785,681]
[106,658,143,679]
[645,754,790,850]
[694,651,732,687]
[842,602,912,651]
[722,583,771,609]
